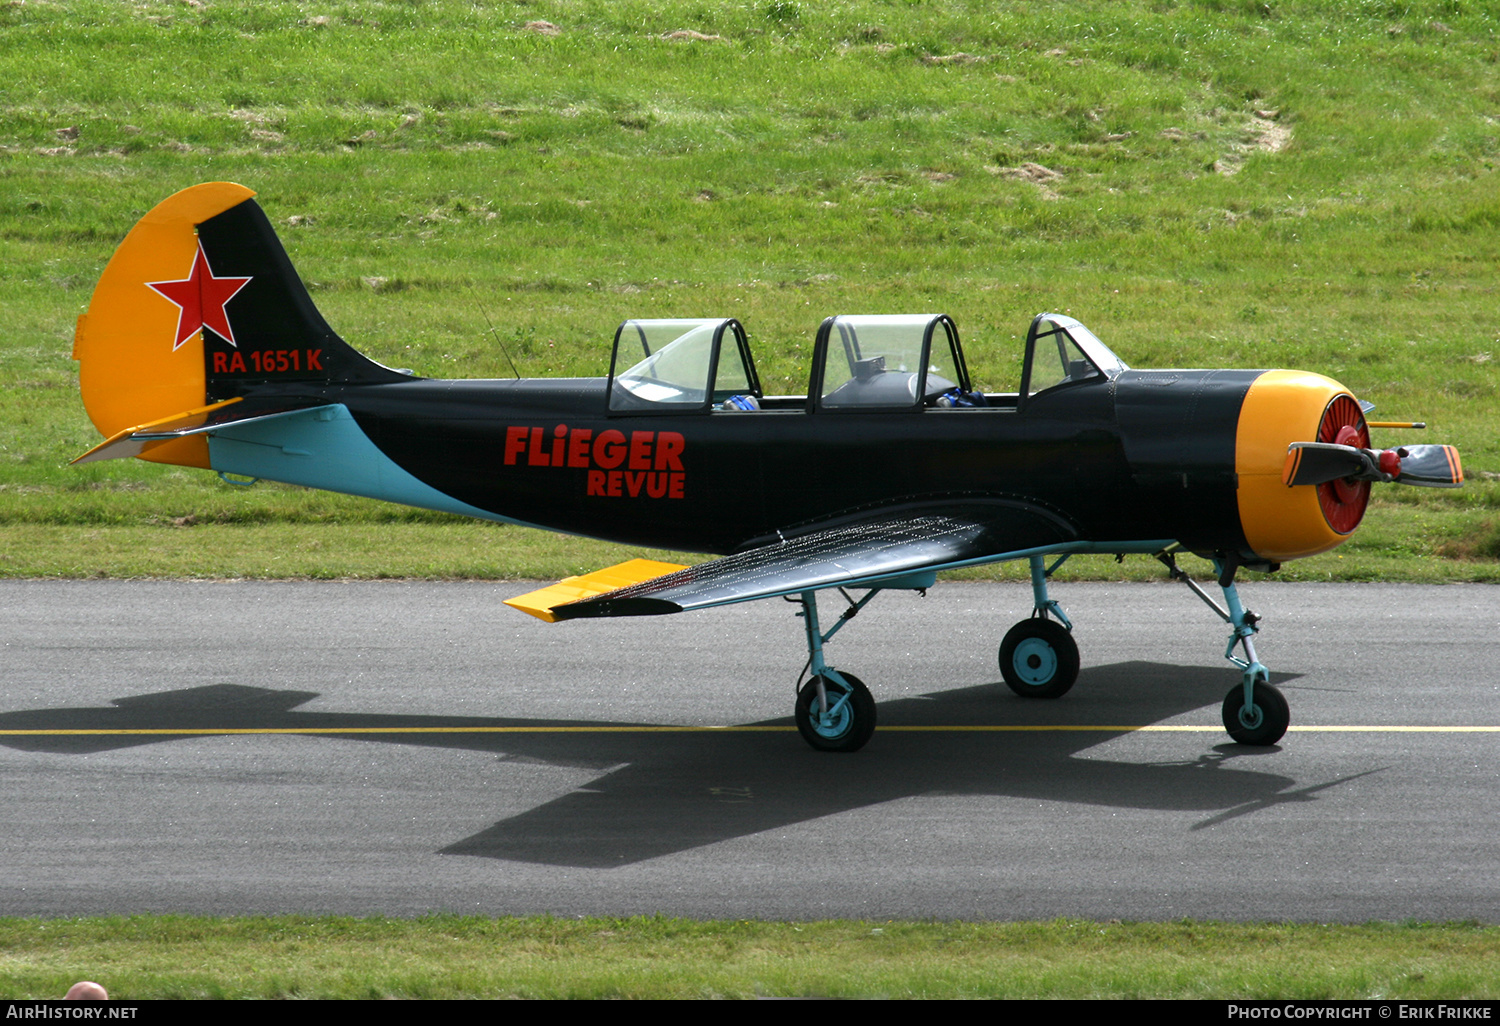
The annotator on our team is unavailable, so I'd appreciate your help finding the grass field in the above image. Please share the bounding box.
[2,916,1499,1000]
[1,0,1497,580]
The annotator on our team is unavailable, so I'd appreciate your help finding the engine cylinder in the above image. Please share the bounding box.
[1315,394,1371,535]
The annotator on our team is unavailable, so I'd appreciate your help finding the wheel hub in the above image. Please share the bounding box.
[998,616,1080,700]
[1011,638,1057,685]
[812,691,851,738]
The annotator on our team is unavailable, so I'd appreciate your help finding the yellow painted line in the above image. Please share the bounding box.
[0,727,785,736]
[2,725,1497,737]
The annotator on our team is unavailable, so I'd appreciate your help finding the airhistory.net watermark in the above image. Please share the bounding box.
[4,1007,137,1019]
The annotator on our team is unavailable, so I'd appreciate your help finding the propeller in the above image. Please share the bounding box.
[1284,442,1464,489]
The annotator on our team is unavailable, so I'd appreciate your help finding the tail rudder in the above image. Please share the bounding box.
[74,182,247,467]
[74,182,408,467]
[193,193,410,399]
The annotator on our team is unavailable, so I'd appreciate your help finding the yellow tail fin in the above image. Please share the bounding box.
[73,182,256,468]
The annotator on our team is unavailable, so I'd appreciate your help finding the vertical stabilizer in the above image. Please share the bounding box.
[193,197,411,400]
[74,182,409,468]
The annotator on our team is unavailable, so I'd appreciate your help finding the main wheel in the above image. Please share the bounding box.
[795,672,876,753]
[999,618,1079,699]
[1221,681,1290,746]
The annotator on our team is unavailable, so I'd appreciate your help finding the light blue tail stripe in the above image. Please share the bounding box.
[206,403,528,526]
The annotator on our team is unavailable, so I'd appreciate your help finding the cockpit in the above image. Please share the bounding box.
[604,311,1128,415]
[810,314,980,411]
[1021,314,1129,397]
[608,318,761,413]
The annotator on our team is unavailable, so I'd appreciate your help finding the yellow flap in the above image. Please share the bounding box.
[504,558,689,622]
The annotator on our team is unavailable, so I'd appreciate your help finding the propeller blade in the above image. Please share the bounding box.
[1283,442,1378,487]
[1390,444,1464,488]
[1284,442,1465,489]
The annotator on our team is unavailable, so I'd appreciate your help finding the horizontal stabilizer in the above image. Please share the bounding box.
[528,500,1078,621]
[72,397,333,465]
[504,559,690,622]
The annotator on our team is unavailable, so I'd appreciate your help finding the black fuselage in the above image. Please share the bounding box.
[250,367,1261,558]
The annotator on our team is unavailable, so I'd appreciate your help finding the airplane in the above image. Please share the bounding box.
[70,182,1465,753]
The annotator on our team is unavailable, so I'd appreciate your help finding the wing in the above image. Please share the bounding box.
[507,499,1079,621]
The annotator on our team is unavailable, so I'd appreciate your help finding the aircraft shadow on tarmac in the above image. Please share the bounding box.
[2,661,1316,867]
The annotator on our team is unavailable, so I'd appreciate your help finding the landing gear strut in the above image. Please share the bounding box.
[786,574,938,751]
[1158,549,1290,746]
[791,587,883,752]
[999,554,1079,699]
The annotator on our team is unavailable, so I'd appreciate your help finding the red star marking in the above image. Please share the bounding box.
[146,244,252,350]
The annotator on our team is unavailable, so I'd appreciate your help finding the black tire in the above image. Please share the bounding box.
[998,618,1079,699]
[1221,681,1290,746]
[794,672,876,753]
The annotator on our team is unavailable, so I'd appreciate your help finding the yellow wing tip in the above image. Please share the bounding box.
[502,596,564,623]
[504,558,690,623]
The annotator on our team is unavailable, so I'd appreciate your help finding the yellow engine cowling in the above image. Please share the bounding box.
[1235,369,1371,562]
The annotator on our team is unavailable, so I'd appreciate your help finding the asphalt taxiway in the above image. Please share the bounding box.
[2,579,1496,921]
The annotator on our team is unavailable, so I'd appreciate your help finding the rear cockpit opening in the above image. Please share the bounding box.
[607,318,762,413]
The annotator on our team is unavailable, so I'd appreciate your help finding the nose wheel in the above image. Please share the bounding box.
[1222,679,1289,746]
[999,617,1079,699]
[1158,549,1293,746]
